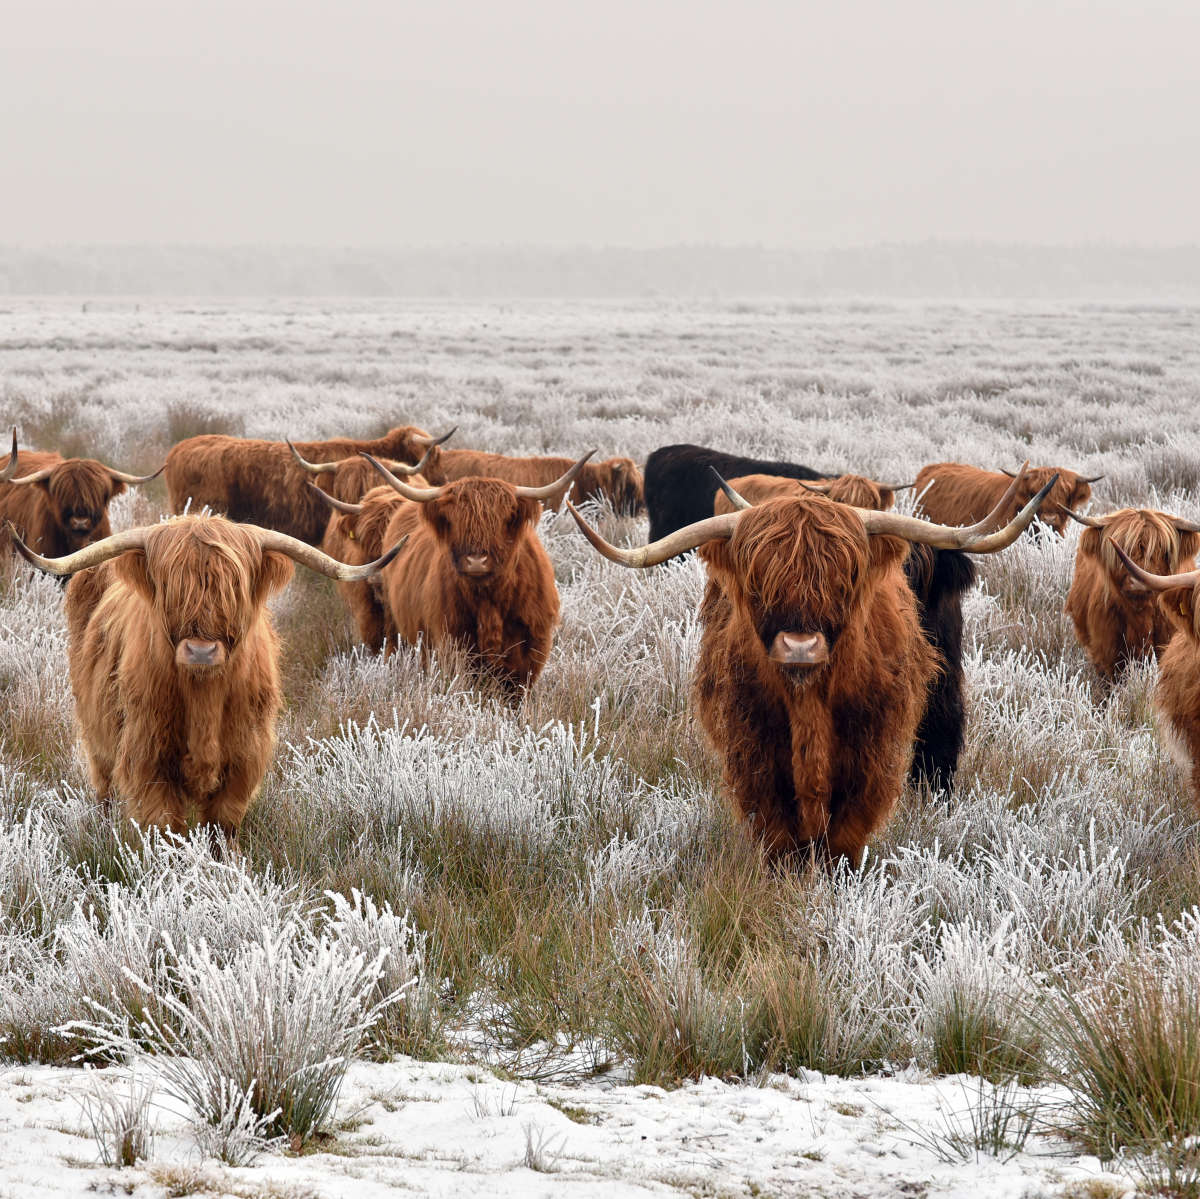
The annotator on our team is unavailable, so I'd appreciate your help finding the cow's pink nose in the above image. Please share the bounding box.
[176,639,225,667]
[70,517,92,531]
[462,554,491,575]
[769,631,829,666]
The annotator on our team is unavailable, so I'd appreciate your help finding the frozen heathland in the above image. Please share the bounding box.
[2,298,1200,1197]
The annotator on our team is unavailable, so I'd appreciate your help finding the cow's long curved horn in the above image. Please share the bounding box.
[287,440,339,474]
[970,462,1031,534]
[6,465,54,485]
[411,426,457,448]
[711,468,754,510]
[800,476,915,495]
[306,481,364,515]
[1,429,17,482]
[6,522,148,575]
[1111,543,1200,592]
[513,450,597,502]
[854,474,1059,552]
[1173,516,1200,534]
[797,479,833,495]
[106,463,165,486]
[567,501,741,567]
[362,454,446,501]
[877,481,915,492]
[254,528,408,580]
[1080,474,1105,484]
[1063,507,1106,529]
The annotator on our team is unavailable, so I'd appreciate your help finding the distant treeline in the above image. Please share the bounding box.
[1,242,1198,298]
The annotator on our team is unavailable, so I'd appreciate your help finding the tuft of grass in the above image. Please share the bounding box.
[1047,960,1200,1160]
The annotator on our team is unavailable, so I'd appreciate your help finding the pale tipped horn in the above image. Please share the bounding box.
[107,462,165,486]
[411,426,457,448]
[7,457,164,487]
[362,454,446,501]
[307,481,364,515]
[1111,542,1200,592]
[1080,474,1105,484]
[853,472,1060,552]
[0,428,17,482]
[1173,516,1200,535]
[710,468,754,511]
[567,501,741,568]
[253,527,408,580]
[513,450,597,503]
[6,521,149,576]
[1063,506,1106,529]
[287,440,339,474]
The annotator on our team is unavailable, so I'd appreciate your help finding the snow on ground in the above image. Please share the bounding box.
[0,1058,1132,1198]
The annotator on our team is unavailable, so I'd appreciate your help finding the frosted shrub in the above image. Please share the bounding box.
[79,1069,156,1168]
[323,888,435,1056]
[68,924,401,1146]
[915,918,1044,1081]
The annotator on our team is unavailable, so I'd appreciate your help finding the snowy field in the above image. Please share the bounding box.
[3,298,1200,1197]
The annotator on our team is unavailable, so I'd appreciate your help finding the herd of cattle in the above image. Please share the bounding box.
[3,424,1200,865]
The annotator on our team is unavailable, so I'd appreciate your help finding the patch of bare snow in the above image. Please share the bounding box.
[0,1058,1137,1198]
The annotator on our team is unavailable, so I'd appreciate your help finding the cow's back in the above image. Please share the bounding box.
[645,445,825,542]
[913,463,1009,527]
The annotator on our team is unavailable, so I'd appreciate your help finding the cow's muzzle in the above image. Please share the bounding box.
[459,554,492,577]
[176,639,227,668]
[768,631,829,667]
[69,517,94,532]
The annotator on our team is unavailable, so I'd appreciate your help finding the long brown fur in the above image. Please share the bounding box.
[376,477,560,688]
[1065,509,1200,681]
[714,473,898,515]
[163,427,445,545]
[1152,581,1200,810]
[319,478,421,652]
[64,516,294,837]
[692,494,938,866]
[913,462,1092,536]
[0,451,126,558]
[440,449,644,514]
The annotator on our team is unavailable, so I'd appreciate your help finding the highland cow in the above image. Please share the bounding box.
[914,461,1100,536]
[311,481,413,652]
[163,426,453,545]
[361,451,594,688]
[644,443,827,542]
[1111,547,1200,810]
[8,515,404,837]
[0,430,162,559]
[712,470,971,792]
[439,449,644,515]
[567,469,1056,864]
[1065,507,1200,681]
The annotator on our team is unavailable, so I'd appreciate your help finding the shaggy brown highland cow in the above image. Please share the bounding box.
[1064,507,1200,681]
[713,472,911,516]
[311,481,416,652]
[439,449,644,514]
[163,426,453,544]
[1111,547,1200,810]
[568,468,1057,865]
[0,430,162,558]
[913,461,1100,536]
[7,515,404,838]
[361,451,594,688]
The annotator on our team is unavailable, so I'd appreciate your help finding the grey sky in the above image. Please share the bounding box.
[3,0,1198,247]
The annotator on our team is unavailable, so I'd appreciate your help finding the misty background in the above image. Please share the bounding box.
[2,1,1198,297]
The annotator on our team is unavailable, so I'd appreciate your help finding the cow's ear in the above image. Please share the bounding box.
[115,548,154,602]
[1078,526,1104,558]
[254,550,295,604]
[1160,585,1197,636]
[512,496,541,529]
[1069,480,1093,509]
[420,497,450,537]
[1177,529,1200,565]
[109,479,127,499]
[698,538,734,581]
[867,533,908,571]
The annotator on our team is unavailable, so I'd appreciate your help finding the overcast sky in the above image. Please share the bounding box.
[2,0,1198,248]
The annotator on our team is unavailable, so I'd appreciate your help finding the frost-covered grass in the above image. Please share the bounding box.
[4,298,1200,1191]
